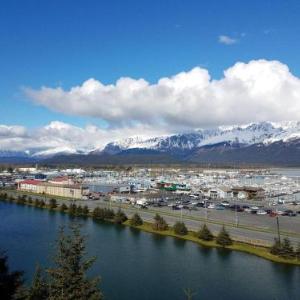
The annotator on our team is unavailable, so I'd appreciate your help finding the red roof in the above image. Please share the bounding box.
[19,180,41,185]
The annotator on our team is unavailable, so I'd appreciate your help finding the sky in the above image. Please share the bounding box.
[1,0,300,152]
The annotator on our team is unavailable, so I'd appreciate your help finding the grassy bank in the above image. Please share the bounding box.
[125,221,300,266]
[1,195,300,266]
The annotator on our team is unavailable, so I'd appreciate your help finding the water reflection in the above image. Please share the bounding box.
[216,248,232,261]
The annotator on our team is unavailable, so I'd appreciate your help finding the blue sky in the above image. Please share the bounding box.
[1,0,300,129]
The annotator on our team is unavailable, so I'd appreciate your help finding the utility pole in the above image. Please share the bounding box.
[276,216,281,243]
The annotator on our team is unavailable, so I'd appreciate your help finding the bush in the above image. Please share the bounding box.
[130,213,143,226]
[173,221,188,235]
[34,199,40,207]
[152,214,168,231]
[40,200,46,208]
[197,224,214,241]
[114,209,128,224]
[216,226,232,247]
[270,238,282,255]
[27,197,33,204]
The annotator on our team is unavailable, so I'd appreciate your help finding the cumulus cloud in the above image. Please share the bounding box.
[25,60,300,132]
[0,121,169,153]
[218,35,237,45]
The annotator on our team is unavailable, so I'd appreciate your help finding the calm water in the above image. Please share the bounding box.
[0,202,299,300]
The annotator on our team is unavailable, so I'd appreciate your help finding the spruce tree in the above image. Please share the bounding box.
[47,225,103,300]
[49,199,57,210]
[129,213,143,226]
[152,214,168,231]
[27,264,48,300]
[0,251,24,300]
[197,224,214,241]
[60,203,68,212]
[295,243,300,260]
[68,204,77,216]
[216,226,233,247]
[82,206,89,216]
[173,221,188,235]
[114,209,128,224]
[280,238,294,259]
[270,238,282,256]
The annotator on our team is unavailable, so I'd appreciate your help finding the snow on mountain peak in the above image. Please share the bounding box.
[104,121,300,152]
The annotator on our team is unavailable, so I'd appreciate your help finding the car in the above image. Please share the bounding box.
[221,201,230,207]
[257,209,267,215]
[216,205,225,210]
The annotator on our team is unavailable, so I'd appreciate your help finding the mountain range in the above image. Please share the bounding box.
[1,121,300,166]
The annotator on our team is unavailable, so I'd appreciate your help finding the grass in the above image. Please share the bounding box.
[125,221,300,266]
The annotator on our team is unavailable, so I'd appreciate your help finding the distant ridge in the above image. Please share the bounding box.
[1,121,300,166]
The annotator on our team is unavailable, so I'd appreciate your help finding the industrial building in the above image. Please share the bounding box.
[17,179,89,199]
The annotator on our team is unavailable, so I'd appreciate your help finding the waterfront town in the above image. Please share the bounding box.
[1,166,300,221]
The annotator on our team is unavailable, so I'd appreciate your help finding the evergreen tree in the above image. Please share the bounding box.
[152,214,168,231]
[197,224,214,241]
[60,203,68,212]
[49,199,57,210]
[0,251,24,300]
[27,197,33,204]
[40,200,46,208]
[82,206,89,217]
[47,225,103,300]
[216,226,233,247]
[173,221,188,235]
[295,243,300,260]
[76,205,83,216]
[270,238,282,256]
[34,199,40,207]
[68,204,77,216]
[129,213,143,226]
[114,209,128,224]
[27,264,48,300]
[280,238,294,259]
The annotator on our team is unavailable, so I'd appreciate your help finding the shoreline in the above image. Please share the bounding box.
[1,197,300,266]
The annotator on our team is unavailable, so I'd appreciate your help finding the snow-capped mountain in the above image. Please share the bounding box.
[1,121,300,165]
[101,121,300,154]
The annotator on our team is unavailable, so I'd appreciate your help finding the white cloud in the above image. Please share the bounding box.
[0,121,169,153]
[218,35,237,45]
[24,59,300,132]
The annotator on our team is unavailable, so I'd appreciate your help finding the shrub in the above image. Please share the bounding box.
[197,224,214,241]
[216,226,232,247]
[130,213,143,226]
[173,221,188,235]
